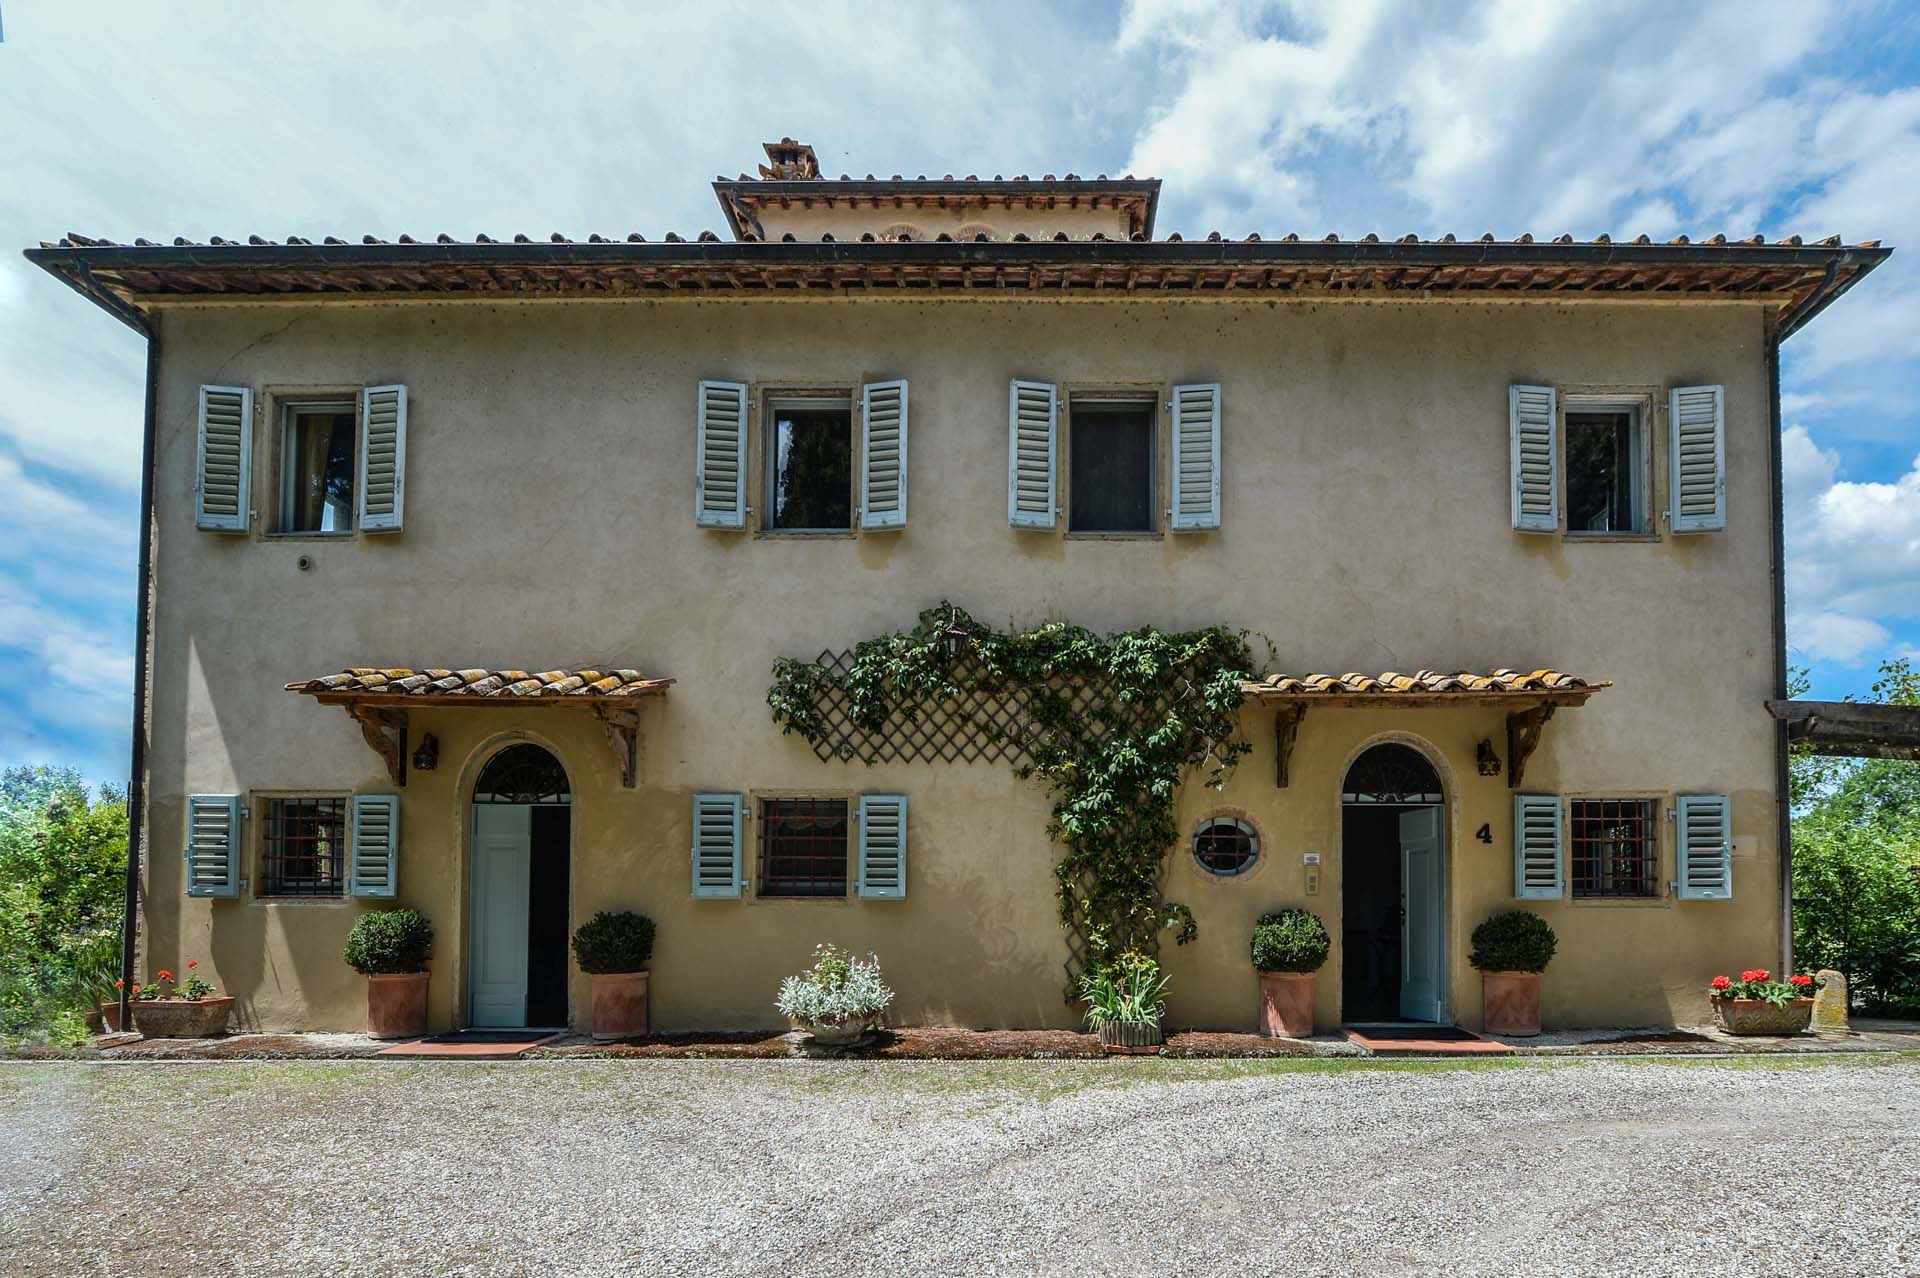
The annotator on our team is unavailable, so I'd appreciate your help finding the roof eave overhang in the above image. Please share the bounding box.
[711,177,1165,238]
[1240,687,1599,710]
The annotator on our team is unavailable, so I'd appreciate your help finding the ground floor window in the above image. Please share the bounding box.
[1569,798,1658,898]
[261,796,347,897]
[758,797,849,897]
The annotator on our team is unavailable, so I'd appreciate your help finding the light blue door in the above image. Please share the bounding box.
[469,804,530,1028]
[1399,806,1444,1022]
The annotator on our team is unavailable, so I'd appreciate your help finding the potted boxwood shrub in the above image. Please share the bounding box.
[1251,908,1330,1038]
[343,908,433,1039]
[126,961,234,1038]
[572,910,656,1040]
[1469,910,1557,1036]
[1708,968,1816,1035]
[1078,952,1169,1054]
[775,943,895,1046]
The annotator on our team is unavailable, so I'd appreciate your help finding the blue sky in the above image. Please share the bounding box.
[2,0,1918,787]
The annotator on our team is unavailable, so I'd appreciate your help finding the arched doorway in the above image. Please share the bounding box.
[469,743,571,1029]
[1340,742,1447,1024]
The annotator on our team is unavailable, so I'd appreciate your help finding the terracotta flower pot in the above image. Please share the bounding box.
[589,971,650,1040]
[366,972,430,1039]
[93,1003,126,1034]
[1095,1019,1163,1054]
[130,996,234,1039]
[1258,970,1316,1038]
[1712,997,1813,1036]
[1480,970,1542,1036]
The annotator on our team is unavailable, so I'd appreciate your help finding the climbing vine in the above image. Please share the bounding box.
[768,604,1253,982]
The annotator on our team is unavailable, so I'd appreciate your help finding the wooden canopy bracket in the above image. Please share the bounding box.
[1273,704,1307,788]
[594,705,643,788]
[345,704,409,786]
[1506,704,1555,789]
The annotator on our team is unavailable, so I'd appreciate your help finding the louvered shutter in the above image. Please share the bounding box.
[1513,793,1563,900]
[696,380,749,528]
[1509,385,1558,533]
[349,794,399,898]
[1675,793,1732,899]
[358,385,407,532]
[1169,382,1222,530]
[194,386,252,532]
[859,379,909,529]
[1007,380,1058,529]
[856,793,907,900]
[691,792,744,898]
[185,794,242,898]
[1670,385,1726,533]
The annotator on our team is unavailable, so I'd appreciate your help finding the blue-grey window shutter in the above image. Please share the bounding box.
[859,379,908,529]
[1509,384,1557,533]
[349,794,399,898]
[1513,793,1563,899]
[185,794,242,898]
[856,793,907,900]
[194,386,252,532]
[1669,385,1726,533]
[1008,380,1058,528]
[696,380,749,528]
[1675,793,1732,899]
[691,792,744,898]
[1168,382,1222,530]
[358,385,407,533]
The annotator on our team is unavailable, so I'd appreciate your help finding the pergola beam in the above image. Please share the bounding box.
[1767,699,1920,761]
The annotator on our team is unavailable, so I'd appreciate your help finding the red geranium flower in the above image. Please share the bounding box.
[1711,975,1732,990]
[1790,973,1813,987]
[187,961,197,970]
[114,979,125,989]
[157,969,173,982]
[1740,969,1769,984]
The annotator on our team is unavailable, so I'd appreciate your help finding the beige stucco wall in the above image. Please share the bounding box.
[137,294,1782,1034]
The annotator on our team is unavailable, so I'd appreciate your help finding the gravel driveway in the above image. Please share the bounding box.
[2,1056,1914,1277]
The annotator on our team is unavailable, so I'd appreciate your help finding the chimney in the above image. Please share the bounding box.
[757,137,820,181]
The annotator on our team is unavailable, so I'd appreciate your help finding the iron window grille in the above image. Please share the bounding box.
[1193,817,1259,877]
[758,797,850,898]
[261,796,348,897]
[1569,798,1659,898]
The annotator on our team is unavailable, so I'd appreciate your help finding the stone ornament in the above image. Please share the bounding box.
[1811,969,1850,1036]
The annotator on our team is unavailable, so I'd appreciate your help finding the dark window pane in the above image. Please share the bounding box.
[768,406,852,531]
[1565,412,1637,533]
[1069,404,1154,532]
[759,798,849,897]
[1194,819,1258,876]
[262,797,346,897]
[284,409,357,533]
[1570,798,1658,898]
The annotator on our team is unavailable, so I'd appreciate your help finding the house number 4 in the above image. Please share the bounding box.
[1475,823,1493,845]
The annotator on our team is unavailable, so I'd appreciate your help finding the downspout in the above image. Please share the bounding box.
[114,292,158,1031]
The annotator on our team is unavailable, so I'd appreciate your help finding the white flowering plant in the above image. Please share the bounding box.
[775,944,895,1028]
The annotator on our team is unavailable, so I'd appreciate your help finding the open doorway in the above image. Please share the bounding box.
[469,744,571,1029]
[1340,743,1446,1024]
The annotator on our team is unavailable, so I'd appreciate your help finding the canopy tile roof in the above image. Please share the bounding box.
[1243,669,1608,707]
[286,667,673,700]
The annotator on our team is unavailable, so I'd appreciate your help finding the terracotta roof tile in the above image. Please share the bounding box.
[1243,669,1608,697]
[286,667,672,699]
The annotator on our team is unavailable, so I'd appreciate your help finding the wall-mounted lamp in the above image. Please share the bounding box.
[1476,739,1502,777]
[411,733,439,773]
[940,606,971,663]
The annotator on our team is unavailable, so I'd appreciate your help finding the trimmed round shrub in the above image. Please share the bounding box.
[1469,910,1557,973]
[1251,908,1331,973]
[343,908,433,975]
[571,910,656,975]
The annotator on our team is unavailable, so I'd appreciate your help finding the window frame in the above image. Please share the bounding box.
[1558,389,1659,542]
[1566,793,1666,903]
[1191,814,1261,879]
[755,794,853,899]
[757,389,857,537]
[1062,386,1164,538]
[264,389,363,540]
[252,790,353,903]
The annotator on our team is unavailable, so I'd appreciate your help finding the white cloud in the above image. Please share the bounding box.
[1783,424,1920,666]
[1788,610,1891,666]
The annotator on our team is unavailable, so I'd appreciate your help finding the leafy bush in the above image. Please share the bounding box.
[1077,951,1170,1027]
[342,908,434,975]
[775,944,894,1027]
[571,910,655,974]
[1468,910,1557,973]
[1250,909,1330,973]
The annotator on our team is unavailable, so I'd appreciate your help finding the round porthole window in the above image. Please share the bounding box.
[1193,816,1259,878]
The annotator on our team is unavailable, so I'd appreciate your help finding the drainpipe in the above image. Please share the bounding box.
[116,300,158,1031]
[1766,329,1791,978]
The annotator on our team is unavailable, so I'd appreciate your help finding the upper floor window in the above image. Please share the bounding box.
[1069,397,1156,533]
[1564,407,1645,535]
[765,396,853,533]
[279,400,357,534]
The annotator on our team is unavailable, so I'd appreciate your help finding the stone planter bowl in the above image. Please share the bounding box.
[1712,997,1813,1036]
[795,1013,880,1046]
[130,996,234,1039]
[1095,1019,1163,1054]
